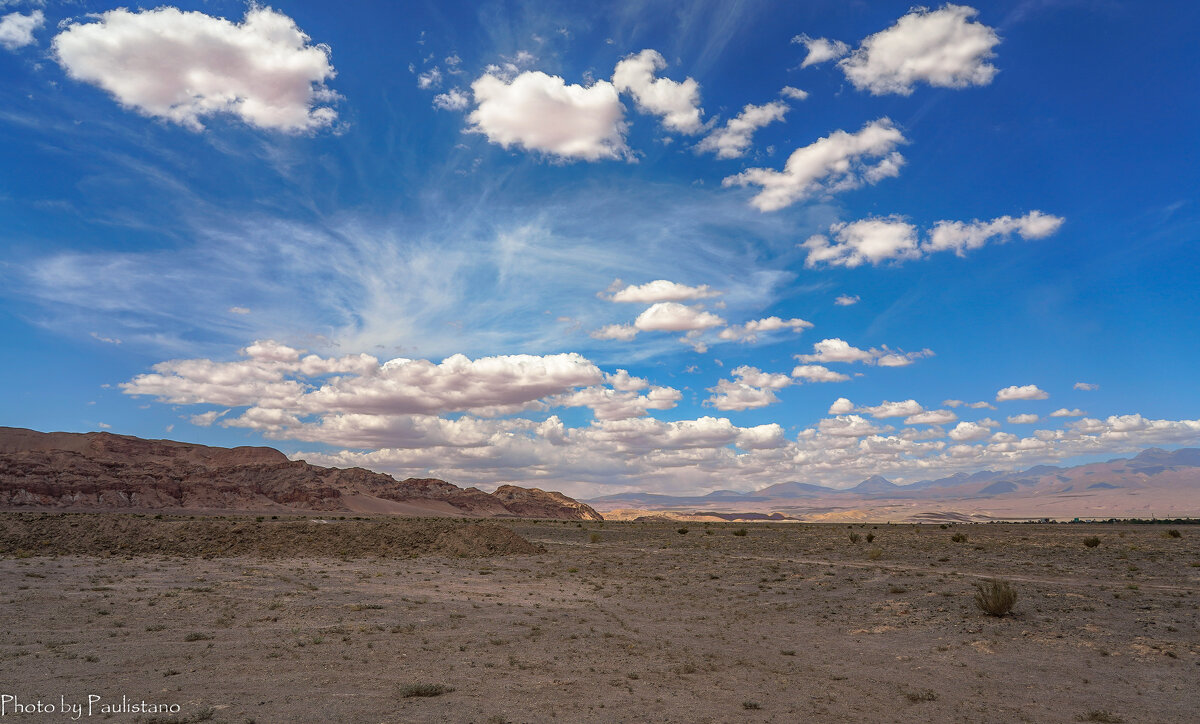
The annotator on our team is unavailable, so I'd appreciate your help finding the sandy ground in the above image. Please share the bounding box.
[1,517,1197,723]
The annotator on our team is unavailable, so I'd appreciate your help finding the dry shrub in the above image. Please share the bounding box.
[974,579,1017,616]
[1083,536,1100,548]
[951,532,968,543]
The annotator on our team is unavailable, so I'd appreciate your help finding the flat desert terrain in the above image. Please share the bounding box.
[1,514,1197,723]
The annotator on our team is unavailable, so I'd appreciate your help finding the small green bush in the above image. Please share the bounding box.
[1165,529,1182,538]
[732,528,748,536]
[951,533,968,543]
[865,533,875,543]
[848,532,861,543]
[677,527,689,535]
[1083,536,1101,548]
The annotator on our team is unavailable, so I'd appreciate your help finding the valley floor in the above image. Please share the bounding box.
[1,517,1197,722]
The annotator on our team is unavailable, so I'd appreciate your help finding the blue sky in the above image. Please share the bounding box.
[1,0,1198,496]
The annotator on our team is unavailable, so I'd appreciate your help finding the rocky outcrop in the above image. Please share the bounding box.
[491,484,603,521]
[0,427,601,520]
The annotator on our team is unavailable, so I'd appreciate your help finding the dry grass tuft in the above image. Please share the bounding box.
[974,579,1017,617]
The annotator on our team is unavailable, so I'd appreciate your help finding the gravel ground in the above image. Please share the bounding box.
[1,516,1197,723]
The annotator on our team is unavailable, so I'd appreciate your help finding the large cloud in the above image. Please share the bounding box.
[468,71,628,161]
[0,9,41,50]
[122,341,606,418]
[840,4,1001,95]
[53,7,338,132]
[121,342,1200,497]
[723,119,906,211]
[611,49,704,134]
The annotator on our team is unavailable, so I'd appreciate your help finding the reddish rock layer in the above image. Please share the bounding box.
[0,427,601,521]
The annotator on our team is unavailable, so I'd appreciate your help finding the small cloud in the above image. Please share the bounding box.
[792,34,849,68]
[834,294,860,306]
[433,88,470,111]
[1049,408,1085,418]
[0,9,43,51]
[228,306,251,315]
[791,365,849,383]
[718,316,812,343]
[1006,413,1038,424]
[417,67,443,89]
[97,422,111,429]
[996,384,1049,402]
[190,409,230,426]
[1074,382,1098,391]
[828,397,854,415]
[589,323,638,341]
[780,86,809,101]
[90,332,122,345]
[612,48,704,134]
[606,279,721,303]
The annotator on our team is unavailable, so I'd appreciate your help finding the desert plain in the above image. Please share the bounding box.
[1,513,1197,723]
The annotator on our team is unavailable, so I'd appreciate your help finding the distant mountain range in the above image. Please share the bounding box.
[589,448,1200,522]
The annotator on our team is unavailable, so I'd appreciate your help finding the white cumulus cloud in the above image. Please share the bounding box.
[589,323,639,341]
[723,118,906,211]
[801,215,919,268]
[791,365,850,383]
[924,211,1065,256]
[905,409,958,425]
[0,9,41,50]
[468,70,628,161]
[53,7,339,132]
[718,316,812,343]
[834,294,860,306]
[996,384,1049,402]
[612,49,704,134]
[802,211,1064,267]
[839,4,1001,95]
[1006,414,1039,424]
[796,338,932,367]
[433,88,470,111]
[1049,408,1086,418]
[634,302,725,332]
[793,35,849,67]
[606,279,721,303]
[706,366,792,411]
[697,101,788,159]
[1074,382,1099,391]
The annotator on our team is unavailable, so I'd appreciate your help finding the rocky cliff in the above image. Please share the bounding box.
[0,427,602,520]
